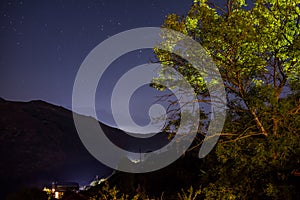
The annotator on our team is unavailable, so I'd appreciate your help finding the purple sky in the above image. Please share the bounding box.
[0,0,193,124]
[0,0,235,127]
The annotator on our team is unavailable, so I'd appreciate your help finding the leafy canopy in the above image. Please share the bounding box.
[153,0,300,198]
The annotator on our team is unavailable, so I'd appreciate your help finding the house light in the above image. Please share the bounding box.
[55,191,60,199]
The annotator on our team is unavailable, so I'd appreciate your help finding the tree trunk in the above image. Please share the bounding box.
[272,114,278,136]
[249,109,268,136]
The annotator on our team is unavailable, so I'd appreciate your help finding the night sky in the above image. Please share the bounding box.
[0,0,197,127]
[1,0,236,129]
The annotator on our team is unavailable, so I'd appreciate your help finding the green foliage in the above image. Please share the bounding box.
[177,186,202,200]
[153,0,300,199]
[211,131,300,198]
[154,0,300,138]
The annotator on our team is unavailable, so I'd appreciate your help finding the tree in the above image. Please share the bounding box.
[153,0,300,198]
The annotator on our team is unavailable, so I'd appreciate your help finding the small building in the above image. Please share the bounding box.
[51,181,79,199]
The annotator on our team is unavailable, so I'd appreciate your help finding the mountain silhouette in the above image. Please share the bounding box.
[0,98,170,199]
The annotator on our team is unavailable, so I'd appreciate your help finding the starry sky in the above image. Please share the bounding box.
[1,0,233,128]
[0,0,197,127]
